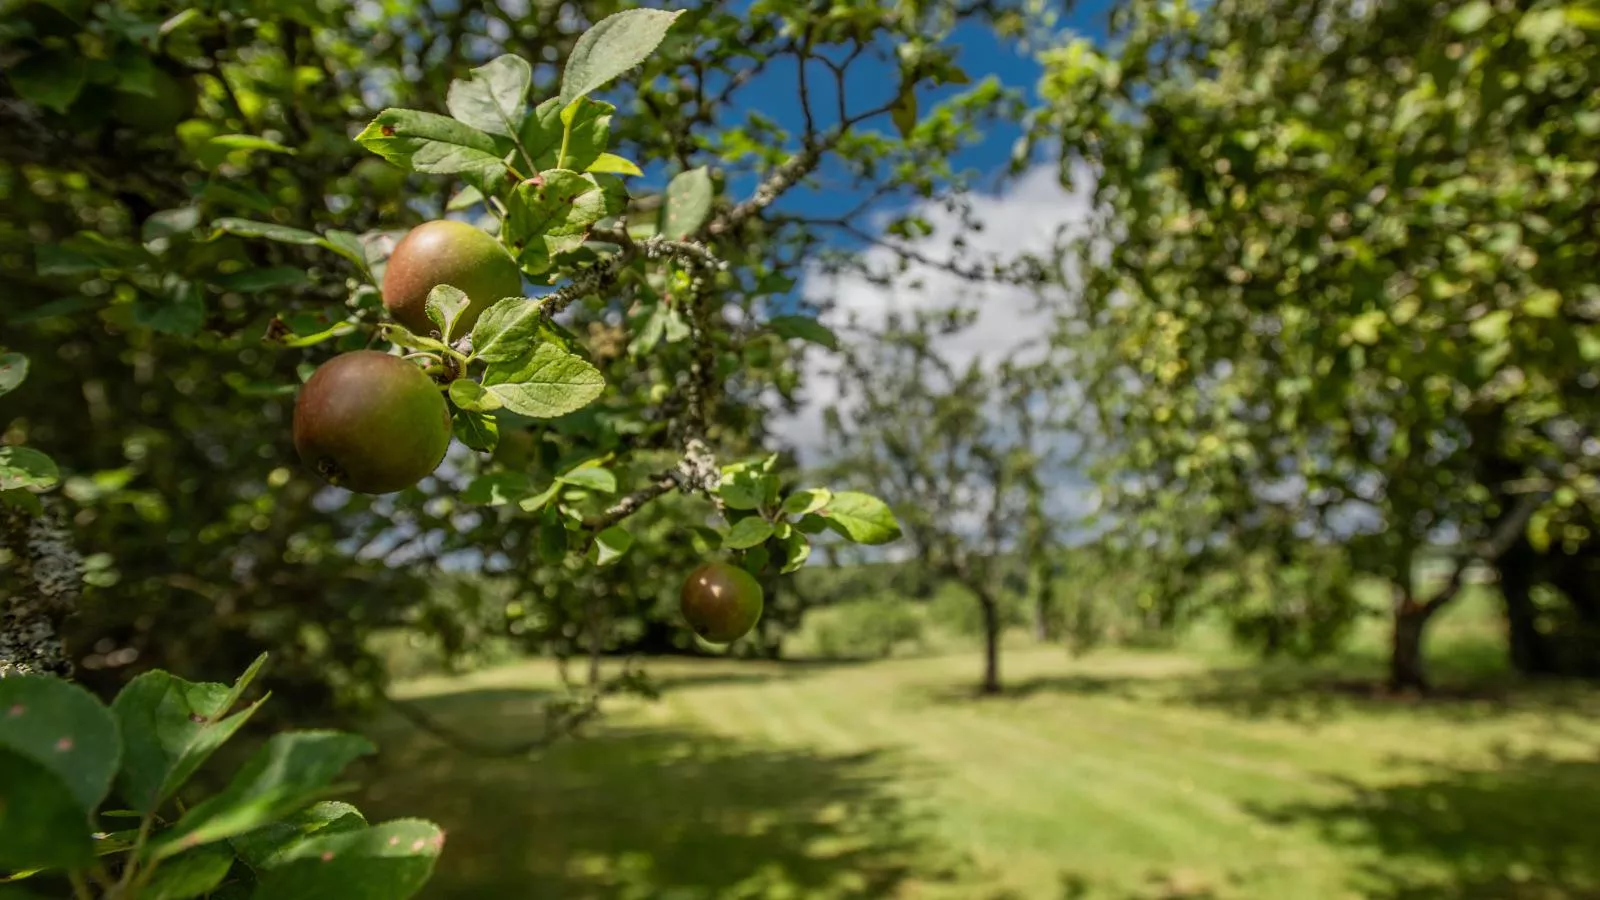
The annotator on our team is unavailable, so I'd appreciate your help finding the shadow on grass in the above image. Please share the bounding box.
[920,661,1600,727]
[644,657,879,693]
[357,689,975,900]
[1251,749,1600,899]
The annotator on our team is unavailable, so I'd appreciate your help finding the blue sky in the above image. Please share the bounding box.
[711,2,1118,236]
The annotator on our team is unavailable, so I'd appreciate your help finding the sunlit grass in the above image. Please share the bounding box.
[355,600,1600,899]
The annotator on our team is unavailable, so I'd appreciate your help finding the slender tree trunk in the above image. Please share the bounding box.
[1388,583,1438,694]
[977,589,1002,695]
[1499,539,1557,676]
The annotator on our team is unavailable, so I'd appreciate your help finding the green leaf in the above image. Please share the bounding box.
[779,531,812,574]
[588,526,633,567]
[768,316,839,351]
[483,343,606,418]
[519,482,562,514]
[0,748,93,871]
[250,819,443,900]
[1521,288,1561,318]
[0,354,27,398]
[37,233,153,275]
[0,677,119,814]
[232,801,367,870]
[111,662,266,816]
[587,152,642,176]
[820,492,903,545]
[781,488,832,517]
[143,208,204,243]
[890,87,918,139]
[1470,309,1512,344]
[9,49,87,113]
[213,218,322,246]
[1448,0,1493,33]
[741,545,771,575]
[0,490,44,517]
[140,843,236,900]
[462,472,534,507]
[212,267,309,293]
[628,302,692,356]
[355,109,508,183]
[148,731,375,862]
[717,470,765,511]
[448,379,502,413]
[556,466,617,493]
[537,508,569,563]
[519,97,614,172]
[452,410,499,453]
[503,170,626,272]
[559,8,684,108]
[795,513,829,535]
[132,281,206,336]
[658,166,713,240]
[689,525,723,553]
[379,324,450,355]
[1346,310,1384,346]
[0,447,59,492]
[724,517,775,550]
[445,54,532,138]
[470,298,546,363]
[446,185,484,212]
[426,284,471,340]
[321,230,370,276]
[199,134,295,169]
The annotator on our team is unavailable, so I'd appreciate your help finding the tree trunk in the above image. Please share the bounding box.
[1499,539,1558,676]
[977,589,1002,695]
[1388,583,1439,694]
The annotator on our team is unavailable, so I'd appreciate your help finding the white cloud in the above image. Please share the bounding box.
[771,162,1098,465]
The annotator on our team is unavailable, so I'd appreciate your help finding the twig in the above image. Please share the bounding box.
[1424,490,1550,615]
[706,143,826,237]
[543,235,722,318]
[582,474,678,531]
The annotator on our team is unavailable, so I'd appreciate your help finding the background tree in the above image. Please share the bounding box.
[1031,0,1600,691]
[821,308,1075,693]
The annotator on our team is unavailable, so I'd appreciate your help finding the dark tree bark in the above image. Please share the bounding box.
[1499,538,1558,676]
[976,587,1002,695]
[1388,595,1435,694]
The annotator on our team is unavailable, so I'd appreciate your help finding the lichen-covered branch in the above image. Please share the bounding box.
[583,474,678,531]
[1,507,84,678]
[543,234,722,319]
[579,439,724,535]
[706,143,824,237]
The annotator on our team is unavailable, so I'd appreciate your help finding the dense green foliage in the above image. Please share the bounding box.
[1034,0,1600,688]
[0,656,443,899]
[0,0,1017,709]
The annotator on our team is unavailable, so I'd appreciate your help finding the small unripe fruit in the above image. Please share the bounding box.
[381,220,522,336]
[292,351,452,494]
[680,562,764,644]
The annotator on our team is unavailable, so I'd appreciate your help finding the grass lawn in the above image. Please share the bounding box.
[354,620,1600,900]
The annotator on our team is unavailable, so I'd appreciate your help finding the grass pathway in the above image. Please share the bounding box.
[362,646,1600,900]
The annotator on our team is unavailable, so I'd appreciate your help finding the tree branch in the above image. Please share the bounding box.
[582,474,678,531]
[1423,490,1549,615]
[542,234,721,318]
[706,142,826,237]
